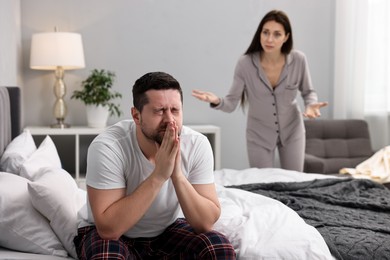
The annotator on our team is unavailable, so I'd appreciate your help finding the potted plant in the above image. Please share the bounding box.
[71,69,122,127]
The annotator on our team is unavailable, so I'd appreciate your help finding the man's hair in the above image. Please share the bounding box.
[132,72,183,112]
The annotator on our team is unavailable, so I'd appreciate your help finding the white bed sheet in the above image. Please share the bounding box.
[213,168,338,260]
[0,246,75,260]
[214,167,340,186]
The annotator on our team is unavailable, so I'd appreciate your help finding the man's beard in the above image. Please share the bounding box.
[140,122,181,145]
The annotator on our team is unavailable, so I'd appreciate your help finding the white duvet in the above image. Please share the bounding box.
[0,163,335,260]
[213,168,336,260]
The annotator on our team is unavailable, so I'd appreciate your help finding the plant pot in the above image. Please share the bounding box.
[86,105,109,128]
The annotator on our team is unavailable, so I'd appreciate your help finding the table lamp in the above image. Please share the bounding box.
[30,30,85,128]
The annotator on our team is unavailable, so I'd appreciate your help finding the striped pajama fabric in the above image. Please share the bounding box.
[74,218,236,260]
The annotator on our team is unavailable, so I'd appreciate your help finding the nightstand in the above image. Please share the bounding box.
[24,126,106,186]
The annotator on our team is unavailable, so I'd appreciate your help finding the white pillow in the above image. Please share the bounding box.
[20,135,61,181]
[0,172,68,257]
[0,129,36,174]
[28,167,87,259]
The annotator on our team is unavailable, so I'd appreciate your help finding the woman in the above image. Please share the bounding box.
[192,10,327,171]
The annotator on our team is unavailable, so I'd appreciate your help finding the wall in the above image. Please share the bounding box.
[0,0,21,87]
[20,0,335,170]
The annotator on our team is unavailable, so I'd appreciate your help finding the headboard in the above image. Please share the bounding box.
[0,86,21,157]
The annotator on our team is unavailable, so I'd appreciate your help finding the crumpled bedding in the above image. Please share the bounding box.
[228,178,390,260]
[213,184,333,260]
[340,146,390,183]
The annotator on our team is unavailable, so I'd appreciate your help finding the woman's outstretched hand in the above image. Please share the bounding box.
[192,89,220,105]
[303,102,328,119]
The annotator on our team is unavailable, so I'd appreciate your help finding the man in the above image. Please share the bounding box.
[74,72,236,259]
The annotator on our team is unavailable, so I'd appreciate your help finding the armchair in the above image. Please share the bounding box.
[304,119,374,174]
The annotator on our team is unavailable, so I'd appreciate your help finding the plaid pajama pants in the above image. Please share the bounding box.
[74,218,236,260]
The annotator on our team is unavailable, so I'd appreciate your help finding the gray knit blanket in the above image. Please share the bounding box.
[228,178,390,260]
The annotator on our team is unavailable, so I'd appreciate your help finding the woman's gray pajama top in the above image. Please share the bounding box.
[213,50,318,165]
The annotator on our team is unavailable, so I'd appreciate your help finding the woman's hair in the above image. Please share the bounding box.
[245,9,293,55]
[240,10,293,110]
[132,71,183,112]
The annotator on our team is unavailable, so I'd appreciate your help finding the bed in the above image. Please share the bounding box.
[214,168,390,259]
[1,86,389,260]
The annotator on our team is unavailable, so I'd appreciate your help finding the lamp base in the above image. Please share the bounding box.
[51,119,70,128]
[51,67,70,129]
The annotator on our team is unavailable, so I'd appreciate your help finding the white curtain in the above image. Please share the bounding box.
[334,0,390,150]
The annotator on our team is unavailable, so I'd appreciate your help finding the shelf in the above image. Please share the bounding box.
[25,126,106,181]
[26,126,106,135]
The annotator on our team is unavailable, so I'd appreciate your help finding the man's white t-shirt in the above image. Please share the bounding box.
[80,120,214,238]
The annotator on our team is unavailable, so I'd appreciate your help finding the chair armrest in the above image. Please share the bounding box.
[304,154,325,173]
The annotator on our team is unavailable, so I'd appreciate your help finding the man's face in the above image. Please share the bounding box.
[137,89,183,144]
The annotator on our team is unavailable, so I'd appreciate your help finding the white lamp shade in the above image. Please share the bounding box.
[30,32,85,70]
